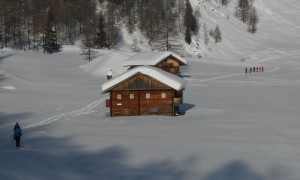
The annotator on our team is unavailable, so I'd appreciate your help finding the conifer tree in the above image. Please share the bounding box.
[0,2,4,48]
[106,1,120,48]
[235,0,259,33]
[43,2,58,54]
[82,0,96,61]
[212,25,222,43]
[151,0,182,54]
[221,0,229,6]
[247,6,258,34]
[235,0,250,23]
[94,14,109,49]
[184,0,198,34]
[82,23,96,62]
[185,27,192,45]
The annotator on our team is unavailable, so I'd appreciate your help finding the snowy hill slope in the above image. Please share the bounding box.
[80,50,131,78]
[0,0,300,179]
[187,0,300,63]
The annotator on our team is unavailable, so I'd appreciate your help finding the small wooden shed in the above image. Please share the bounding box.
[101,66,187,117]
[123,51,186,76]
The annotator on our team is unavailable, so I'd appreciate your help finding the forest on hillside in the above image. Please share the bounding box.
[0,0,258,59]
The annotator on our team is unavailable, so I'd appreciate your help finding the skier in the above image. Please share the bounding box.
[13,122,23,149]
[107,69,113,80]
[245,67,248,74]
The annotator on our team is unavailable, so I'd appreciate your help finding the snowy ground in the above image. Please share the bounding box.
[1,0,300,179]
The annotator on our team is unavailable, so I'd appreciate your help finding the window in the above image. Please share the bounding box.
[117,94,122,100]
[161,93,166,99]
[146,93,150,99]
[130,94,134,99]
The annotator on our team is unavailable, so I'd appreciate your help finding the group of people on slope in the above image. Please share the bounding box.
[245,66,264,74]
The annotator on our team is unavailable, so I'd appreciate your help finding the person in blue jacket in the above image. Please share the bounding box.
[13,122,23,148]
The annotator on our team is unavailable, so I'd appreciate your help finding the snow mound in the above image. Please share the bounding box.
[60,45,81,52]
[80,51,130,77]
[0,48,14,53]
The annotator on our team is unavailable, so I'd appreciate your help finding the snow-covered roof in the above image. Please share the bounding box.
[101,66,187,93]
[123,51,187,67]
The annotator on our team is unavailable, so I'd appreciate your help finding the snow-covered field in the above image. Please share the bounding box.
[1,0,300,179]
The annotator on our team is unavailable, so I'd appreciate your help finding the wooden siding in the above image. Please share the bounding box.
[139,90,173,116]
[112,74,171,91]
[166,57,180,67]
[111,91,140,116]
[157,57,180,67]
[157,57,181,75]
[110,90,174,116]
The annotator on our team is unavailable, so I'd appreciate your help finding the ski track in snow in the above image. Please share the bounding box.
[24,97,107,129]
[195,73,244,82]
[186,72,245,86]
[186,67,281,86]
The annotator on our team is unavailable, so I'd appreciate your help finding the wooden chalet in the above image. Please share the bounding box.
[123,51,186,76]
[101,66,187,117]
